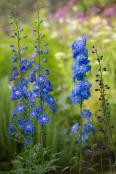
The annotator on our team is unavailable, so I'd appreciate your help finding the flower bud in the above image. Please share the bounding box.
[9,44,14,47]
[43,43,48,46]
[44,70,50,75]
[14,32,17,36]
[23,46,28,50]
[43,58,47,62]
[10,35,14,38]
[39,5,44,8]
[41,34,45,38]
[39,20,43,23]
[20,28,23,32]
[12,28,15,31]
[33,29,37,32]
[12,49,16,52]
[9,21,13,24]
[23,34,28,38]
[43,49,48,54]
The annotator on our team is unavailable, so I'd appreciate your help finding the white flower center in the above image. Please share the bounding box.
[43,88,46,92]
[39,77,43,81]
[77,55,81,59]
[78,43,82,46]
[42,117,46,121]
[16,91,19,95]
[19,106,22,110]
[84,82,88,86]
[27,125,31,129]
[80,66,83,70]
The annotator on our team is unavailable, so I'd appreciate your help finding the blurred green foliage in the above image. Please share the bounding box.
[1,0,116,172]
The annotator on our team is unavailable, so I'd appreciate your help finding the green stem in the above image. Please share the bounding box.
[100,149,104,174]
[95,50,113,174]
[37,7,44,174]
[79,102,83,174]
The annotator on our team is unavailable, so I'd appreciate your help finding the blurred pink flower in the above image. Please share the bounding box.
[15,75,21,79]
[106,18,112,26]
[48,13,54,18]
[32,11,36,15]
[58,35,62,40]
[79,17,89,23]
[57,27,62,32]
[70,30,79,34]
[27,53,32,57]
[44,3,51,8]
[7,49,10,52]
[20,50,25,54]
[69,43,72,48]
[58,2,63,7]
[96,19,103,25]
[66,0,74,6]
[0,28,5,32]
[32,52,37,58]
[23,11,28,16]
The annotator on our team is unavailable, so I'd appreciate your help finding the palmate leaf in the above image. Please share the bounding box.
[31,164,44,174]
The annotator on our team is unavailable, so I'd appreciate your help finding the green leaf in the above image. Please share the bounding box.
[70,157,79,163]
[91,163,100,167]
[61,166,70,173]
[32,164,43,174]
[36,146,39,152]
[88,167,97,173]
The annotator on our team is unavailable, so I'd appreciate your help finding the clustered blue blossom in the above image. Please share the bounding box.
[70,36,94,143]
[8,10,57,147]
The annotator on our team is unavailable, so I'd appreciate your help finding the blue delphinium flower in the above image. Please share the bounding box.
[24,137,31,146]
[30,108,38,118]
[8,123,15,133]
[70,35,93,144]
[71,123,79,134]
[81,109,93,119]
[16,102,25,113]
[38,113,50,125]
[77,133,89,143]
[24,121,35,133]
[17,116,24,129]
[11,110,17,120]
[8,6,56,149]
[12,85,23,100]
[83,119,94,134]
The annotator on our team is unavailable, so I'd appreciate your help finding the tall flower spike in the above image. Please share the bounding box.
[70,36,93,174]
[93,45,116,171]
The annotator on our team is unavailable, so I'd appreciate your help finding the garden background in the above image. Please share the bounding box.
[0,0,116,173]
